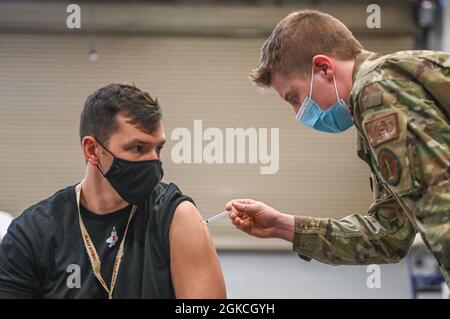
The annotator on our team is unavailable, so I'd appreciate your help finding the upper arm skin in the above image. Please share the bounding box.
[169,201,226,299]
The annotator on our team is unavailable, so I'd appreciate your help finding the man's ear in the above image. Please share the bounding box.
[81,136,99,166]
[312,55,334,81]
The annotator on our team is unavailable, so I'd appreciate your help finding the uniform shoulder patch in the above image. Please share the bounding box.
[364,112,399,148]
[360,92,383,109]
[377,148,401,186]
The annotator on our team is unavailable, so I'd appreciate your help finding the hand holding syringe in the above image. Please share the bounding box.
[202,211,229,225]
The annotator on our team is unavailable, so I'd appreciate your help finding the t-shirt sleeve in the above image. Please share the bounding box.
[0,214,41,298]
[151,182,196,260]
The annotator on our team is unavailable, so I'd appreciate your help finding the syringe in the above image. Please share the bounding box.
[202,211,229,225]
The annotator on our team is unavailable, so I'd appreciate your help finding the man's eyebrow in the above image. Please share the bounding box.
[123,138,166,148]
[123,138,152,147]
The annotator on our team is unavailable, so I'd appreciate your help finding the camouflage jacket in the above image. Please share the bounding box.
[292,50,450,286]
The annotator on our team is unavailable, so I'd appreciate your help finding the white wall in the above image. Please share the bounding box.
[443,0,450,52]
[218,251,413,299]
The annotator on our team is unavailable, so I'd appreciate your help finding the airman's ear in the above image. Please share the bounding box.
[312,55,334,80]
[81,136,99,166]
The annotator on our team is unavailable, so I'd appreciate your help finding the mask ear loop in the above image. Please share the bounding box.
[94,138,116,158]
[93,138,115,177]
[332,73,340,101]
[332,73,351,112]
[96,162,107,177]
[308,65,315,99]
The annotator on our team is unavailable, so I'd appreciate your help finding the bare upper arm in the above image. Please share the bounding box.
[169,200,226,299]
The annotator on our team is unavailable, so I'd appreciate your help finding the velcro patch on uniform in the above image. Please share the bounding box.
[360,92,383,109]
[378,148,401,186]
[364,112,399,148]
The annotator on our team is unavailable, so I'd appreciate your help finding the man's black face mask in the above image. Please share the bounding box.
[95,138,164,205]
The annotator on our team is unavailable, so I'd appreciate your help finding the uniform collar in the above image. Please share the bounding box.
[352,50,381,83]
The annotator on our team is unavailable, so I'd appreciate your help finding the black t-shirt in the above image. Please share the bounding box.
[0,181,194,299]
[79,202,132,298]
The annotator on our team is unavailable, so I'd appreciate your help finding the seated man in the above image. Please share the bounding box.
[0,83,226,298]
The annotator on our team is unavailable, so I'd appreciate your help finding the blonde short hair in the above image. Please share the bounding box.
[250,10,363,87]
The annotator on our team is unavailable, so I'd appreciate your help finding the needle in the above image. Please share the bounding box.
[202,211,229,225]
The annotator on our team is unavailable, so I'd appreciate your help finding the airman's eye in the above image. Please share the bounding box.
[131,146,143,153]
[292,96,301,105]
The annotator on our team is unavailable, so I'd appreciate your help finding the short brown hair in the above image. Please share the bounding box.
[250,10,363,87]
[79,83,162,144]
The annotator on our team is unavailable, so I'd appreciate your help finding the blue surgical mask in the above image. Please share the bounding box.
[295,66,353,133]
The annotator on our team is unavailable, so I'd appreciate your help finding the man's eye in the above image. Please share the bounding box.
[292,97,301,105]
[131,146,143,153]
[287,96,299,105]
[156,145,164,154]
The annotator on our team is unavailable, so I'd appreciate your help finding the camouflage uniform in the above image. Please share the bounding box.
[293,50,450,287]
